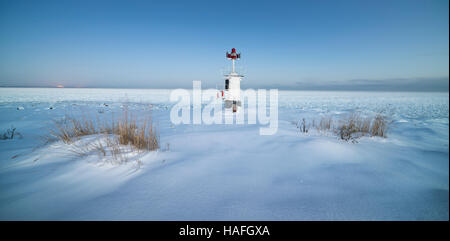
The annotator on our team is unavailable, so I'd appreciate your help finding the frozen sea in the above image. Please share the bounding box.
[0,88,448,220]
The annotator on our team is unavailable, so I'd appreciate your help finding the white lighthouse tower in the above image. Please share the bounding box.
[223,48,243,112]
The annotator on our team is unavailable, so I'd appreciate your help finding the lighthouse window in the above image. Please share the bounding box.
[225,79,229,90]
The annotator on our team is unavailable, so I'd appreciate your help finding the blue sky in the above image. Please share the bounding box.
[0,0,448,90]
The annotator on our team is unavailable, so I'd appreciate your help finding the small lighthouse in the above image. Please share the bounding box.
[223,48,243,112]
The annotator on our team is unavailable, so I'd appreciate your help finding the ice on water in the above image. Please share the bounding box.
[0,88,448,220]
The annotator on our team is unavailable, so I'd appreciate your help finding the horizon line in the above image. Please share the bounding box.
[0,86,448,93]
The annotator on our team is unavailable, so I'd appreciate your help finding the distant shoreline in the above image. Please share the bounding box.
[0,86,448,93]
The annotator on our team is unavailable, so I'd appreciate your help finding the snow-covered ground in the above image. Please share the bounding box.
[0,88,448,220]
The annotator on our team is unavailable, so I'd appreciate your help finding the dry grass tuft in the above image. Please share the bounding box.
[295,112,389,142]
[370,114,388,138]
[48,106,159,163]
[115,107,159,151]
[318,116,333,132]
[50,117,101,144]
[337,113,388,141]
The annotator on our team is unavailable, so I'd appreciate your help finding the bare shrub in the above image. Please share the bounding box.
[0,126,22,140]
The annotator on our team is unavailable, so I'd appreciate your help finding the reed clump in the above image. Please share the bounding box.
[48,106,159,163]
[295,112,389,142]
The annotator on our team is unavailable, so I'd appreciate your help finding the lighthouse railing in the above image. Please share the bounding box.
[219,66,246,77]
